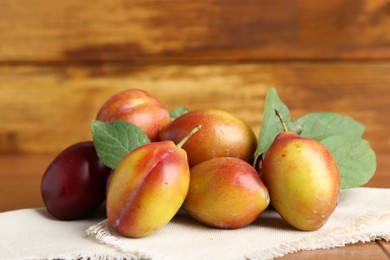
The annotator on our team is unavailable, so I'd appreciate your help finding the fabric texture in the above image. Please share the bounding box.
[1,188,389,260]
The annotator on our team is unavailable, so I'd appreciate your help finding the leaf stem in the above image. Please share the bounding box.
[177,125,202,148]
[275,109,288,132]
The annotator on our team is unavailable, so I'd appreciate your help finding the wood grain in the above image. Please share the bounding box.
[281,242,390,259]
[378,241,390,258]
[1,62,389,188]
[1,0,390,62]
[1,62,389,154]
[0,154,49,212]
[1,1,389,258]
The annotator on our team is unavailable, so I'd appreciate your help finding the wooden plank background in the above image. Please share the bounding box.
[1,0,390,62]
[0,0,389,187]
[1,63,389,154]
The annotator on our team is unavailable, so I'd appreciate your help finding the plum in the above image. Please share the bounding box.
[159,109,257,167]
[41,141,111,220]
[96,89,170,141]
[183,157,269,229]
[106,141,190,237]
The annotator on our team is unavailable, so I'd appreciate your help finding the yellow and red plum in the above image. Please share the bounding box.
[106,141,190,237]
[97,89,170,141]
[262,131,340,231]
[183,157,269,229]
[159,109,257,167]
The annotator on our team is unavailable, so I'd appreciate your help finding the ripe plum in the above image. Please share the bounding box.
[41,141,111,220]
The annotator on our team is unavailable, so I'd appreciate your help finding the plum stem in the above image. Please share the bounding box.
[275,109,288,132]
[177,125,202,148]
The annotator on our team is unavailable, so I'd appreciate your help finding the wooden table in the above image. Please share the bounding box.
[1,0,390,258]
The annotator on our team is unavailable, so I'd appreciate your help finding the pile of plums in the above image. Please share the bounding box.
[41,89,340,237]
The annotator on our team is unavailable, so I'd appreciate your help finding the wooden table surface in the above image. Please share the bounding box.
[1,0,390,258]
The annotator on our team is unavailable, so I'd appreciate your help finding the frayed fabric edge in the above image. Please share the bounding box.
[21,253,138,260]
[85,207,390,260]
[241,208,390,260]
[86,219,168,260]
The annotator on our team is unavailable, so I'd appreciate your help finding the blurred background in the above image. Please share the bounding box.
[0,0,389,211]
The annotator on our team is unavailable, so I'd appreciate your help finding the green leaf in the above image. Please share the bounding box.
[91,120,150,169]
[295,112,365,142]
[255,88,298,161]
[294,112,373,188]
[170,107,189,121]
[321,136,376,189]
[256,88,376,189]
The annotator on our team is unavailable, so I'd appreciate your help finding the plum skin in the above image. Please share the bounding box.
[106,140,190,238]
[183,157,270,229]
[41,141,111,220]
[262,132,340,231]
[159,109,257,167]
[96,89,170,141]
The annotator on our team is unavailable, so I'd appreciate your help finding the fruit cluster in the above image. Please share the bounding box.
[41,88,340,238]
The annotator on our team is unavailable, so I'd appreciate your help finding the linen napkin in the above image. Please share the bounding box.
[1,188,389,260]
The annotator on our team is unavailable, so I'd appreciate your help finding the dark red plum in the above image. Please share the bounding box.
[41,141,111,220]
